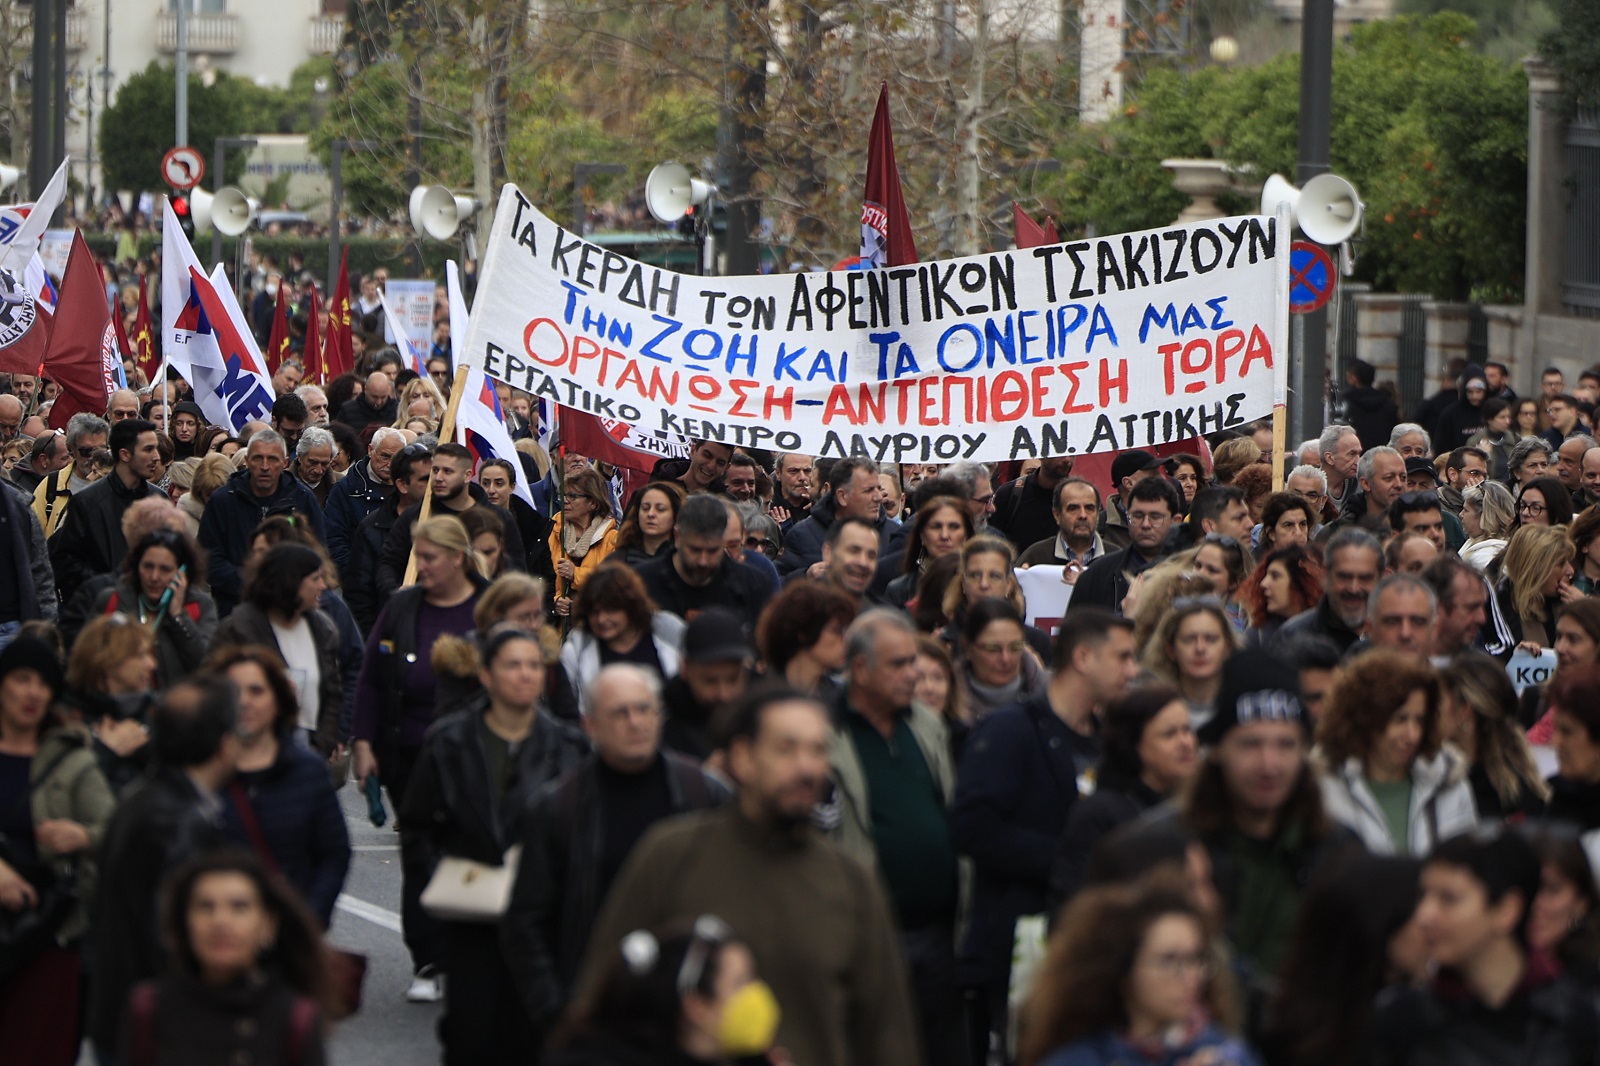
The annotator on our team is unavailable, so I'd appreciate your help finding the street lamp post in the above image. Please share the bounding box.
[210,136,257,266]
[329,139,378,290]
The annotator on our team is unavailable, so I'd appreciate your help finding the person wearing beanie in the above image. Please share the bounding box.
[1129,649,1360,1004]
[0,634,115,1063]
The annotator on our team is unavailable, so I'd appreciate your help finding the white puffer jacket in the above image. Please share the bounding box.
[559,611,687,716]
[1317,746,1479,856]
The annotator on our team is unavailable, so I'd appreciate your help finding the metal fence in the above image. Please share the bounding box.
[1397,295,1429,417]
[1564,105,1600,318]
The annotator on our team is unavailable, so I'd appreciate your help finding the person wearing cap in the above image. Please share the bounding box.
[1067,475,1182,615]
[0,635,113,1063]
[504,664,730,1043]
[1319,445,1406,542]
[661,606,754,762]
[1128,648,1360,990]
[1100,449,1167,550]
[1398,458,1468,550]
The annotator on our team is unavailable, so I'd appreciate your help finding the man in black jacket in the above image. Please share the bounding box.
[637,494,773,630]
[1065,475,1181,615]
[334,372,398,437]
[504,663,730,1037]
[375,443,526,599]
[48,417,163,596]
[86,674,239,1059]
[345,442,431,632]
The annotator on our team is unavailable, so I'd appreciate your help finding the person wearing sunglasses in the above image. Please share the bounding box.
[551,916,780,1066]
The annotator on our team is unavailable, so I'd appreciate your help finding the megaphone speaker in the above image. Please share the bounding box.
[409,185,476,241]
[0,165,19,194]
[645,163,715,224]
[1259,173,1299,219]
[1297,173,1363,246]
[189,188,215,235]
[212,186,259,237]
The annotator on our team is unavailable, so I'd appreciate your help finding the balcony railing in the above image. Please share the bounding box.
[156,11,239,54]
[11,9,88,51]
[308,15,344,55]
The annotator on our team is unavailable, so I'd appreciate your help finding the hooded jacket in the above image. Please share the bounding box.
[1433,363,1488,450]
[1316,747,1478,856]
[197,468,329,616]
[29,725,116,944]
[1342,383,1400,451]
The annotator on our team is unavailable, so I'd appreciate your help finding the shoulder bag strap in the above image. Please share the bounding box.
[228,779,281,875]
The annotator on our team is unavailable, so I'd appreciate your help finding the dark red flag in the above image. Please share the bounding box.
[302,288,325,383]
[1013,203,1060,249]
[265,281,291,375]
[44,231,117,428]
[860,83,918,269]
[323,246,353,380]
[131,275,159,385]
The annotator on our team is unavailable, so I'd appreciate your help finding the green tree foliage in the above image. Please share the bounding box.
[99,60,331,193]
[1541,0,1600,114]
[1039,14,1526,301]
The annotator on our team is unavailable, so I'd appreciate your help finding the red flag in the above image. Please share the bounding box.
[112,292,134,362]
[301,288,325,383]
[265,281,291,375]
[0,270,51,378]
[860,83,918,268]
[1013,203,1059,249]
[43,231,117,429]
[322,246,353,380]
[561,408,677,474]
[131,276,159,385]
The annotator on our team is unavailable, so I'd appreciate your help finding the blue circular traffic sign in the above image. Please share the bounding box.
[1289,241,1336,314]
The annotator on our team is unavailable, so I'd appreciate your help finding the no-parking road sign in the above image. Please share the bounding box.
[1289,240,1336,314]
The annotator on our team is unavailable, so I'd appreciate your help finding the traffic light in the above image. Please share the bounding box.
[171,191,194,240]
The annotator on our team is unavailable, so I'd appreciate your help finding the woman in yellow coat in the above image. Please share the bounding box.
[550,466,619,616]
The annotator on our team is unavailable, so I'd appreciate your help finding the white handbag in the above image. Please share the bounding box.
[419,845,523,922]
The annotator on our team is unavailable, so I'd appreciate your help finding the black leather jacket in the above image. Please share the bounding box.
[1369,968,1600,1066]
[502,753,730,1029]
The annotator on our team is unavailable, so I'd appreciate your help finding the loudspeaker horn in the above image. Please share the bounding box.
[645,163,715,224]
[408,185,478,241]
[212,186,259,237]
[189,188,215,235]
[1296,173,1364,246]
[0,165,19,194]
[1259,173,1299,219]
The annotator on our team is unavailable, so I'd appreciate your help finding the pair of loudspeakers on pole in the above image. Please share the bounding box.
[1260,172,1363,246]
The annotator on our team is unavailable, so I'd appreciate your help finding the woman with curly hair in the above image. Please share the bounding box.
[1240,544,1324,647]
[755,580,858,697]
[1018,870,1254,1066]
[1141,596,1238,731]
[613,481,685,569]
[1315,649,1477,855]
[559,562,684,715]
[1254,492,1315,555]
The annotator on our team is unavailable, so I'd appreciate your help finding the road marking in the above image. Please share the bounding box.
[352,844,400,851]
[337,894,404,933]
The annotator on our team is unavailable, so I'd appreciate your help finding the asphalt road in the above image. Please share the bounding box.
[326,783,443,1066]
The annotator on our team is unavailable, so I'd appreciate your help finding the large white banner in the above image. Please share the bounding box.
[460,186,1290,463]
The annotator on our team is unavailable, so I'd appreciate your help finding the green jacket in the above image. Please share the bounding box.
[30,725,117,943]
[826,699,953,872]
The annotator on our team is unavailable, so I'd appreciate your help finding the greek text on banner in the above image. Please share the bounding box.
[460,185,1290,464]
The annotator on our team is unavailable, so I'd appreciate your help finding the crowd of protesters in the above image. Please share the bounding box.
[6,295,1600,1066]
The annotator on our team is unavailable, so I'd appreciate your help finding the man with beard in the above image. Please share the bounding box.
[724,452,761,503]
[375,442,526,599]
[574,687,921,1066]
[659,608,753,762]
[989,454,1075,553]
[637,494,772,630]
[1275,527,1382,655]
[770,452,815,529]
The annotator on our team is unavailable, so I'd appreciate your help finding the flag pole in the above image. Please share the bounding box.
[400,360,471,586]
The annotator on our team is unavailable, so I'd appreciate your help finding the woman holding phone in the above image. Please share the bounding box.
[90,528,216,688]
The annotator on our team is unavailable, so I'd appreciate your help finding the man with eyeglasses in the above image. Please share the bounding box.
[1285,465,1330,531]
[292,425,340,508]
[945,460,998,533]
[1442,447,1489,516]
[1542,393,1589,451]
[32,412,109,540]
[1067,475,1181,615]
[575,687,921,1066]
[9,429,67,496]
[959,609,1137,1048]
[504,664,730,1044]
[105,389,140,424]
